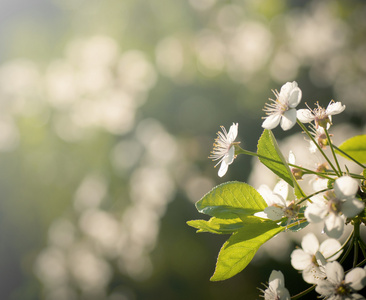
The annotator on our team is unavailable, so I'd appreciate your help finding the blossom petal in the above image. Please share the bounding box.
[304,202,327,223]
[302,264,325,284]
[324,214,344,239]
[269,270,285,288]
[290,249,312,270]
[262,113,281,129]
[342,198,365,218]
[288,87,302,108]
[264,206,284,221]
[273,180,289,201]
[227,123,238,142]
[325,261,344,285]
[345,267,366,291]
[280,109,297,131]
[326,101,345,116]
[297,109,314,123]
[218,161,229,177]
[315,280,335,297]
[334,176,359,199]
[319,239,342,261]
[301,233,319,255]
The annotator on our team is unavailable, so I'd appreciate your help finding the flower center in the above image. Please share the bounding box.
[335,280,352,296]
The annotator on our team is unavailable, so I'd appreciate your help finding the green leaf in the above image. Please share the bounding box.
[196,181,267,219]
[337,135,366,163]
[257,129,294,187]
[210,220,284,281]
[187,217,245,234]
[257,129,305,198]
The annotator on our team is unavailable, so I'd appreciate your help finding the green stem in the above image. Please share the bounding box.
[235,147,333,180]
[358,240,366,260]
[297,188,330,205]
[332,145,366,169]
[297,120,339,176]
[291,285,316,299]
[339,234,354,264]
[353,219,361,267]
[324,128,342,176]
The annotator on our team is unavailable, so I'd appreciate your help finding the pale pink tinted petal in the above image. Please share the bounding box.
[280,109,297,130]
[345,267,366,291]
[288,87,302,108]
[296,109,314,123]
[227,123,238,142]
[262,113,281,129]
[218,160,229,177]
[264,206,284,221]
[301,233,319,255]
[304,202,327,223]
[334,176,359,198]
[326,261,344,284]
[319,239,342,261]
[290,249,312,270]
[326,101,345,116]
[342,199,364,218]
[324,214,344,239]
[273,180,289,201]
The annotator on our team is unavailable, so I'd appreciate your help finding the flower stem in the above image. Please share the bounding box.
[291,285,316,299]
[297,188,330,205]
[332,145,366,169]
[324,127,342,176]
[297,120,339,176]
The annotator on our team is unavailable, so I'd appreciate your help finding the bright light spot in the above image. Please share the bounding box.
[155,37,184,78]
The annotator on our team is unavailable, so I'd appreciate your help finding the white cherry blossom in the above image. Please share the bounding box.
[305,176,364,239]
[315,261,366,300]
[290,233,342,284]
[262,270,291,300]
[209,123,238,177]
[262,81,302,131]
[256,180,299,224]
[297,100,345,128]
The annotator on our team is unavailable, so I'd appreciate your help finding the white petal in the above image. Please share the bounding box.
[319,239,342,261]
[324,214,344,239]
[302,264,325,284]
[224,146,235,165]
[334,176,359,199]
[297,109,314,123]
[342,198,364,218]
[227,123,238,142]
[345,267,366,291]
[218,160,229,177]
[264,206,284,221]
[273,180,289,201]
[280,109,297,131]
[301,233,319,255]
[315,280,335,297]
[288,87,302,108]
[288,151,296,165]
[290,249,312,270]
[277,287,290,300]
[262,113,281,129]
[269,270,285,288]
[304,202,327,223]
[326,101,345,116]
[325,261,344,285]
[257,185,274,205]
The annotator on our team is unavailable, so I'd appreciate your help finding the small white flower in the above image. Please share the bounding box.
[308,124,330,153]
[291,233,342,284]
[261,270,291,300]
[256,180,299,224]
[209,123,238,177]
[305,176,364,239]
[316,261,366,300]
[262,81,302,131]
[297,100,345,128]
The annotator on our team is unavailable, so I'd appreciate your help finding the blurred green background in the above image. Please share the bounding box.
[0,0,366,299]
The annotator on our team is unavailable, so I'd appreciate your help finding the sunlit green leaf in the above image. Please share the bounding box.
[210,221,284,281]
[196,181,267,219]
[187,217,245,234]
[337,135,366,163]
[257,129,305,198]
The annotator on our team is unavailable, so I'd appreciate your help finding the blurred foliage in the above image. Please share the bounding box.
[0,0,365,299]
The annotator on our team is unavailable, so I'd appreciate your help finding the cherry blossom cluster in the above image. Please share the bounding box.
[209,81,366,299]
